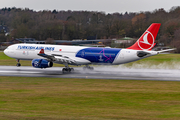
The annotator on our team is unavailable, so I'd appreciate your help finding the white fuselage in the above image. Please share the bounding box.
[4,43,158,65]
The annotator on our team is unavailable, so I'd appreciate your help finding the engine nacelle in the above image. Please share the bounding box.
[32,59,53,68]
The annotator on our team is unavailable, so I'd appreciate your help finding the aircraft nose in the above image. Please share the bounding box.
[3,48,8,55]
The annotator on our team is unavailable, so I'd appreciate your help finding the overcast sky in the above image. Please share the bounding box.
[0,0,180,13]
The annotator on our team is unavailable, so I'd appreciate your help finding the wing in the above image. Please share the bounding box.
[38,49,77,65]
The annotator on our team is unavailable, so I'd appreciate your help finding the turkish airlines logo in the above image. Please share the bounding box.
[34,61,39,67]
[138,31,154,50]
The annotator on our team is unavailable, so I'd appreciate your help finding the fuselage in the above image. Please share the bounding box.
[4,43,158,65]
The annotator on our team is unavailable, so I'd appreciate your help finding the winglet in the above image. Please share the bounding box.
[39,49,44,54]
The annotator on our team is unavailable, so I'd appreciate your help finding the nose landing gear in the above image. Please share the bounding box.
[16,59,21,67]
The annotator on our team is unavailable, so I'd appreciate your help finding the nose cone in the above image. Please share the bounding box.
[3,48,8,55]
[3,48,11,57]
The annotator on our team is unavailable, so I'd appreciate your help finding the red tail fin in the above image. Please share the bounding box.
[127,23,161,50]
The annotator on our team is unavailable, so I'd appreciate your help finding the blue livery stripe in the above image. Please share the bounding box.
[76,48,121,63]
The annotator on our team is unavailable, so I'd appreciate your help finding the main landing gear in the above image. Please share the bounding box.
[62,65,94,73]
[16,59,21,67]
[62,67,74,73]
[62,64,74,73]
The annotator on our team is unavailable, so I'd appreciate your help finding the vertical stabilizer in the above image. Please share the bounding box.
[127,23,161,50]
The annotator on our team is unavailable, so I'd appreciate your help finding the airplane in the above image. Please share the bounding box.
[3,23,174,73]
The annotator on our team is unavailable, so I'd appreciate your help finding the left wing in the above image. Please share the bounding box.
[38,49,77,65]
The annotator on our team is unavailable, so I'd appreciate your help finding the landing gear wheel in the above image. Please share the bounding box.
[62,68,74,73]
[62,68,67,73]
[16,59,21,67]
[16,63,21,67]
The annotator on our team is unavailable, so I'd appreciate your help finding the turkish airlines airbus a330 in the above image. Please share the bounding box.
[4,23,174,73]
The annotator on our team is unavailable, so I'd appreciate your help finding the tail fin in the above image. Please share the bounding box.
[127,23,161,50]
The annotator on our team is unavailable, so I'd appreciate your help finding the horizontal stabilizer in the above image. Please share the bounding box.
[157,48,176,53]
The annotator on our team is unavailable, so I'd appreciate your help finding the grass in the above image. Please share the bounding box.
[126,54,180,64]
[140,54,180,63]
[0,51,31,66]
[122,54,180,69]
[0,77,180,119]
[1,52,180,119]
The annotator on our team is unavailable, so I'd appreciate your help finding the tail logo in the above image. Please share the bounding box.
[138,31,154,50]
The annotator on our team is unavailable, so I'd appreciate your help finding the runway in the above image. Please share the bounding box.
[0,66,179,81]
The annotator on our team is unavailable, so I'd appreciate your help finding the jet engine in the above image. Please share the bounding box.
[32,59,53,68]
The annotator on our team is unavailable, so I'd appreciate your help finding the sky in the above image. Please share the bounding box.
[0,0,180,14]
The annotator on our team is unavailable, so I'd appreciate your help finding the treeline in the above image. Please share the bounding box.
[1,7,180,51]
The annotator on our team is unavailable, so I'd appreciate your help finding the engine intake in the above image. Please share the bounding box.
[32,59,53,68]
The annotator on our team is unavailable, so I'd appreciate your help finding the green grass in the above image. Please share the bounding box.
[137,54,180,63]
[1,53,180,119]
[127,54,180,64]
[123,54,180,69]
[0,77,180,119]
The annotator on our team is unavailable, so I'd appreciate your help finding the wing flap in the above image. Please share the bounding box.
[37,49,76,64]
[37,49,92,65]
[38,53,55,60]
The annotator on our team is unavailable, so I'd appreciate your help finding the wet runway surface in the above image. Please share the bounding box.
[0,66,180,81]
